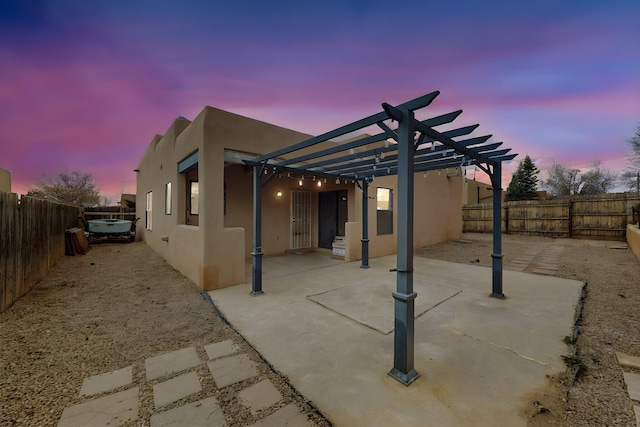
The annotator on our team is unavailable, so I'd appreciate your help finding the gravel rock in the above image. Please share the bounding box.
[0,242,331,427]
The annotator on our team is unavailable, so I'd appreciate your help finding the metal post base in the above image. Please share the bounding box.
[490,252,504,299]
[250,290,264,296]
[388,368,419,386]
[361,238,369,269]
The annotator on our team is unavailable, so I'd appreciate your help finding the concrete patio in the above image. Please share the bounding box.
[209,252,584,427]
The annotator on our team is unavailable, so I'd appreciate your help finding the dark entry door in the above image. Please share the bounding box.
[318,190,348,249]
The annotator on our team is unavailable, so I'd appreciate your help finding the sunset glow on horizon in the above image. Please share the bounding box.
[1,1,639,200]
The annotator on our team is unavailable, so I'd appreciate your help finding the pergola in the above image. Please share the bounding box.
[245,91,517,386]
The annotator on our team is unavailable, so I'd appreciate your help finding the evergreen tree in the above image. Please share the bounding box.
[506,155,539,201]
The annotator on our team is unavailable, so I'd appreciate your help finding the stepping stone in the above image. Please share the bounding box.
[239,379,282,413]
[623,372,640,401]
[205,340,240,360]
[249,403,310,427]
[58,387,138,427]
[146,347,200,381]
[617,352,640,370]
[153,372,202,408]
[80,366,133,396]
[634,405,640,425]
[150,397,225,427]
[207,354,259,388]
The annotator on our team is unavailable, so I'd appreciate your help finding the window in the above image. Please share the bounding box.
[190,181,199,215]
[179,151,199,226]
[165,182,172,215]
[376,187,393,235]
[184,166,199,225]
[146,191,153,230]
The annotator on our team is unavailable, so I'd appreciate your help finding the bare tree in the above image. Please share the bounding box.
[543,160,615,197]
[27,171,101,206]
[579,161,615,195]
[621,124,640,192]
[543,161,581,197]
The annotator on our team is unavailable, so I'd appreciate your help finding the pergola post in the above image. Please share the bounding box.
[361,179,369,269]
[490,162,504,298]
[251,165,264,296]
[389,108,419,386]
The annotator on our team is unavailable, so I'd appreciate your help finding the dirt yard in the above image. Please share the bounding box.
[1,234,639,426]
[0,242,330,427]
[416,233,640,427]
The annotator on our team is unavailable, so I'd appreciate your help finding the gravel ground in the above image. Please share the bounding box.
[1,234,639,426]
[0,242,331,427]
[416,233,640,427]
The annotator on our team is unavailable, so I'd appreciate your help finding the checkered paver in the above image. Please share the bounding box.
[58,342,312,427]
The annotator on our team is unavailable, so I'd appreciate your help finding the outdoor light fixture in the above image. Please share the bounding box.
[276,191,282,197]
[317,181,322,188]
[335,178,340,184]
[299,179,303,186]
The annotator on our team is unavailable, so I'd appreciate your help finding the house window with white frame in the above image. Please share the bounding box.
[146,191,153,230]
[376,187,393,235]
[178,151,199,226]
[165,182,172,215]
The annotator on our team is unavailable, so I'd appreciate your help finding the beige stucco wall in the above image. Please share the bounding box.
[627,224,640,262]
[137,107,317,290]
[0,168,11,193]
[463,178,504,205]
[224,164,357,258]
[137,106,464,291]
[343,170,463,261]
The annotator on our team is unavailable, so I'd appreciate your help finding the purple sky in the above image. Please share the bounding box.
[1,1,639,199]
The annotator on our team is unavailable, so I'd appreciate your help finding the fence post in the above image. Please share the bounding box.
[568,200,573,238]
[504,205,509,234]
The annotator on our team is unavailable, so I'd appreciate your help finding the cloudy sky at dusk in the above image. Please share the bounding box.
[1,0,639,200]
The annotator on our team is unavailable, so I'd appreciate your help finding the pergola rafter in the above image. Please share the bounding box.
[245,91,517,386]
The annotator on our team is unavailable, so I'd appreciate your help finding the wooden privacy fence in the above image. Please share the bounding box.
[0,193,80,312]
[463,194,640,241]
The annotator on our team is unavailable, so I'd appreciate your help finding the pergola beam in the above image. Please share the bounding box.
[252,92,441,163]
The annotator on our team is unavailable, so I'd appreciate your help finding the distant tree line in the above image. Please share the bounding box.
[505,123,640,200]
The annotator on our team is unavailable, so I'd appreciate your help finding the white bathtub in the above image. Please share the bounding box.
[87,219,132,234]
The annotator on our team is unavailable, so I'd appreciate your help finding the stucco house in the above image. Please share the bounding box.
[136,107,463,291]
